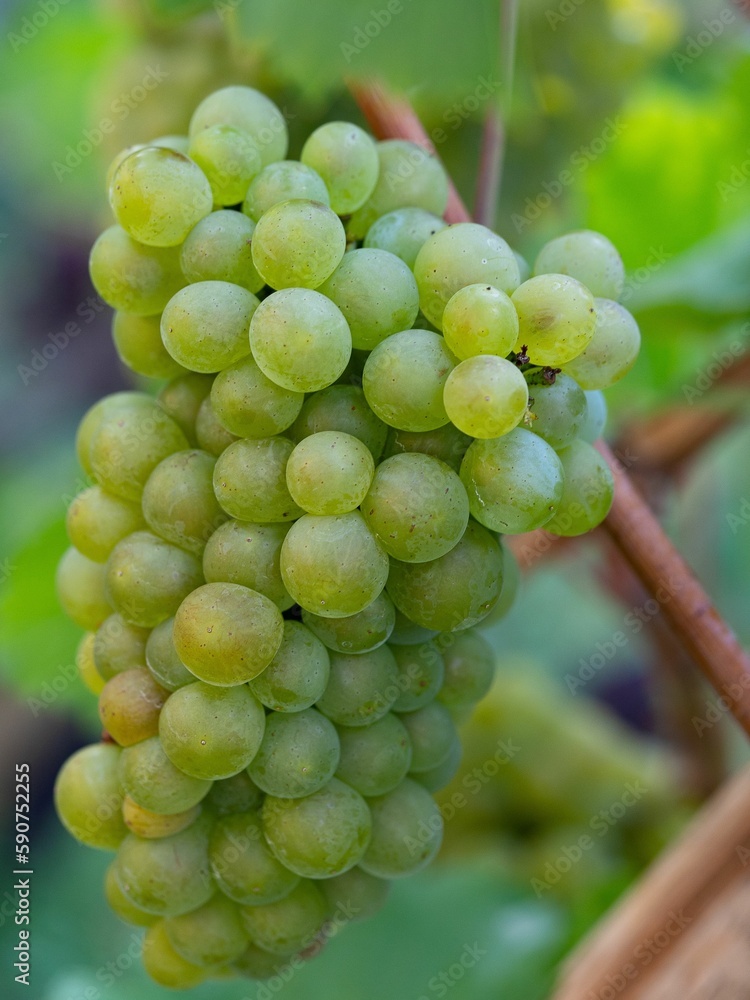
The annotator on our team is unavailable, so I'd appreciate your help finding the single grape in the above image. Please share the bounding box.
[442,283,519,360]
[527,372,587,450]
[203,519,293,611]
[315,646,399,727]
[301,121,379,214]
[56,547,111,630]
[142,449,228,554]
[142,921,211,989]
[210,811,300,906]
[180,210,264,294]
[360,779,443,879]
[238,880,328,955]
[158,372,213,446]
[66,486,145,564]
[93,613,149,680]
[579,389,608,443]
[164,894,248,967]
[213,437,304,524]
[76,391,156,477]
[205,771,263,816]
[286,431,375,516]
[320,867,390,923]
[335,714,412,797]
[301,591,396,654]
[512,274,597,366]
[437,630,495,709]
[389,641,445,712]
[118,736,212,815]
[544,439,614,537]
[195,396,239,456]
[233,943,295,980]
[54,743,128,850]
[104,861,158,926]
[444,355,529,439]
[76,633,105,695]
[189,86,288,167]
[145,617,196,691]
[248,708,340,798]
[563,298,640,389]
[242,160,330,221]
[382,423,471,474]
[398,701,457,773]
[291,385,388,461]
[89,225,183,315]
[249,621,330,712]
[161,281,258,374]
[122,797,200,840]
[112,312,185,379]
[251,199,346,290]
[211,354,304,439]
[363,207,447,270]
[98,667,169,746]
[188,124,262,206]
[533,229,625,300]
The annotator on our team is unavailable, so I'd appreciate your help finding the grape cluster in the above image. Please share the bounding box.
[54,85,639,988]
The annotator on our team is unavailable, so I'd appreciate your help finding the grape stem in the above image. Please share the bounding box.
[347,78,750,740]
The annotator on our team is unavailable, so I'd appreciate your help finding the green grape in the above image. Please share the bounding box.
[544,440,614,537]
[527,372,587,450]
[54,743,128,850]
[361,452,469,563]
[533,229,625,300]
[77,633,105,696]
[87,396,189,502]
[106,143,147,193]
[280,512,389,618]
[315,646,399,726]
[142,921,210,989]
[579,390,608,443]
[66,486,145,563]
[249,621,330,712]
[512,274,597,366]
[286,431,375,516]
[119,736,212,815]
[398,702,457,773]
[459,428,564,534]
[173,582,284,685]
[93,613,149,680]
[203,520,293,611]
[242,160,330,221]
[250,288,352,392]
[122,797,200,840]
[165,894,248,967]
[112,312,185,379]
[158,372,213,445]
[383,423,471,474]
[335,714,412,797]
[360,778,443,879]
[251,200,346,290]
[301,591,395,654]
[412,737,462,793]
[481,541,520,625]
[159,681,266,779]
[233,943,295,979]
[98,667,168,746]
[320,867,390,923]
[239,881,327,955]
[142,449,227,554]
[363,207,447,270]
[389,610,438,645]
[211,355,304,439]
[387,519,503,631]
[180,210,264,294]
[300,121,379,214]
[262,778,371,879]
[437,630,495,709]
[390,641,445,712]
[145,617,196,691]
[413,223,520,328]
[195,396,239,456]
[318,248,419,351]
[104,861,158,926]
[188,124,262,206]
[56,547,111,630]
[105,531,203,628]
[213,437,303,523]
[89,225,184,315]
[161,281,258,374]
[114,813,215,916]
[76,392,155,477]
[248,708,340,798]
[189,86,288,168]
[443,355,529,439]
[291,385,388,461]
[563,298,640,389]
[210,811,299,906]
[347,140,448,241]
[205,771,263,816]
[109,146,212,247]
[362,330,456,432]
[442,283,519,360]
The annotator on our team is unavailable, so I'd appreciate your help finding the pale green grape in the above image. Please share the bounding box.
[413,223,520,328]
[291,385,388,460]
[386,519,503,631]
[213,437,303,523]
[211,354,304,439]
[512,274,597,366]
[579,390,608,443]
[437,630,495,709]
[77,633,105,696]
[534,229,625,300]
[203,519,293,611]
[390,641,445,712]
[527,372,586,449]
[105,531,203,628]
[320,867,390,923]
[205,771,263,816]
[164,894,248,967]
[90,225,184,315]
[286,431,374,515]
[262,778,371,879]
[398,702,456,773]
[249,288,351,392]
[280,512,389,618]
[459,428,564,534]
[180,210,264,294]
[210,811,299,906]
[56,547,111,630]
[248,708,340,798]
[301,591,395,654]
[142,449,227,554]
[104,862,158,926]
[54,743,127,850]
[158,372,213,446]
[142,921,210,989]
[361,452,469,562]
[301,121,379,214]
[443,355,529,439]
[188,124,262,206]
[249,621,330,712]
[161,281,258,374]
[389,609,439,645]
[315,646,399,727]
[110,146,212,247]
[362,330,456,432]
[122,797,200,840]
[318,248,419,351]
[112,312,185,379]
[159,681,266,779]
[563,298,640,389]
[335,714,412,797]
[360,779,442,878]
[544,440,614,537]
[442,283,519,360]
[412,737,462,793]
[195,396,239,456]
[173,582,284,685]
[93,613,149,680]
[145,617,196,691]
[118,736,212,815]
[242,160,330,221]
[363,207,447,269]
[98,667,168,746]
[66,486,145,563]
[105,143,147,193]
[76,392,156,476]
[251,200,346,290]
[239,881,327,955]
[189,86,288,167]
[383,423,471,474]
